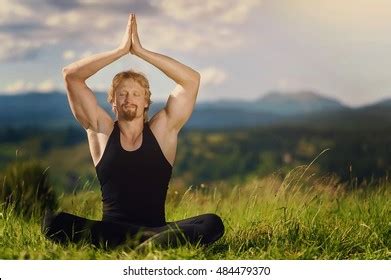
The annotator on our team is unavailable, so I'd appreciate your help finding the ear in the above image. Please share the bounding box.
[143,97,149,109]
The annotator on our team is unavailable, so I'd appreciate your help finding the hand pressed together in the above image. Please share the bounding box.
[118,13,143,56]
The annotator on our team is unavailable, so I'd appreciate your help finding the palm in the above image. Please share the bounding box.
[130,14,142,54]
[119,14,132,54]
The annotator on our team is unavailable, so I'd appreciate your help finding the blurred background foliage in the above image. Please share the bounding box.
[1,122,390,197]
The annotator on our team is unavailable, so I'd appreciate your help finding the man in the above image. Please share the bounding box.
[41,13,224,250]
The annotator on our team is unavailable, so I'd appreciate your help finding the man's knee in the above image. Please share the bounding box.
[41,211,82,244]
[203,213,225,243]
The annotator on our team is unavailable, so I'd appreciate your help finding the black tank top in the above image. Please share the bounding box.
[95,120,173,227]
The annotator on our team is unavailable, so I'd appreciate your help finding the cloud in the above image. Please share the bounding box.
[4,80,34,94]
[138,18,243,54]
[37,79,56,92]
[3,79,57,94]
[153,0,226,21]
[45,11,83,27]
[0,1,60,61]
[153,0,262,23]
[280,0,391,41]
[80,50,93,58]
[0,0,261,62]
[42,0,81,10]
[0,0,33,24]
[63,50,76,60]
[199,67,227,87]
[0,33,42,61]
[77,0,158,14]
[219,0,262,24]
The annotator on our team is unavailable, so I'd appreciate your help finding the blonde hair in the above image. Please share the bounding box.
[108,70,152,122]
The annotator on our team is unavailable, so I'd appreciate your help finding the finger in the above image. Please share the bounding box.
[127,14,132,28]
[131,17,137,30]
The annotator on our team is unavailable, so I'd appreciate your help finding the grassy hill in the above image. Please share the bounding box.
[0,170,390,259]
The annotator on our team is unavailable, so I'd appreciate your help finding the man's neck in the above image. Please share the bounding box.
[117,117,145,140]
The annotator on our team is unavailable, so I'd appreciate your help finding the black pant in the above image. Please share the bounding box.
[41,211,225,250]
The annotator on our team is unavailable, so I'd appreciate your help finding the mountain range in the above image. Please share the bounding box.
[0,90,390,129]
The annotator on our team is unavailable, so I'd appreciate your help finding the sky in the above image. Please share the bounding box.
[1,0,391,107]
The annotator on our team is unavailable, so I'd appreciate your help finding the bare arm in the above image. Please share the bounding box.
[130,15,201,132]
[62,14,134,131]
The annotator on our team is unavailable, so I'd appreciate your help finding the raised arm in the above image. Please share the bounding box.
[62,14,134,131]
[130,15,201,133]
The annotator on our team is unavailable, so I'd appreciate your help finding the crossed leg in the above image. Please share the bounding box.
[41,211,224,250]
[136,213,225,250]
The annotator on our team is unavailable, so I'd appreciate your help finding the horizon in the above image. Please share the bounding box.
[1,0,391,107]
[0,88,388,109]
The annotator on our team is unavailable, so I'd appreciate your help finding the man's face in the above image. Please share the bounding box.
[114,79,148,121]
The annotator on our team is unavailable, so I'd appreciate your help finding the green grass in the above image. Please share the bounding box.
[1,165,391,259]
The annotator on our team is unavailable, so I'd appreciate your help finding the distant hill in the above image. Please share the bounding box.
[197,91,347,115]
[355,98,391,119]
[362,98,391,108]
[253,91,346,115]
[0,91,75,128]
[0,90,390,129]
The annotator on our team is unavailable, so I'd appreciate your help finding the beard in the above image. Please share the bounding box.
[120,104,138,121]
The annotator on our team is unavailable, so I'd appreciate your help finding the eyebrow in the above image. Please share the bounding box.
[117,88,143,94]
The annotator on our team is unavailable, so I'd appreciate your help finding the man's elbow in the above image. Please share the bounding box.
[62,66,81,81]
[187,71,201,89]
[62,67,73,80]
[193,71,201,85]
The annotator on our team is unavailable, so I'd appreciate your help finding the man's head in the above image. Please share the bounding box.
[108,70,152,122]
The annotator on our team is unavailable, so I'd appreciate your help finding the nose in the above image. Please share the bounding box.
[124,95,133,103]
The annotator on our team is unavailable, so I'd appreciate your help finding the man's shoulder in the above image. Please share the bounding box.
[149,109,168,132]
[148,109,178,167]
[149,109,178,137]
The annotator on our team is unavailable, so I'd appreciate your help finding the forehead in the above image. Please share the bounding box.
[116,79,144,92]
